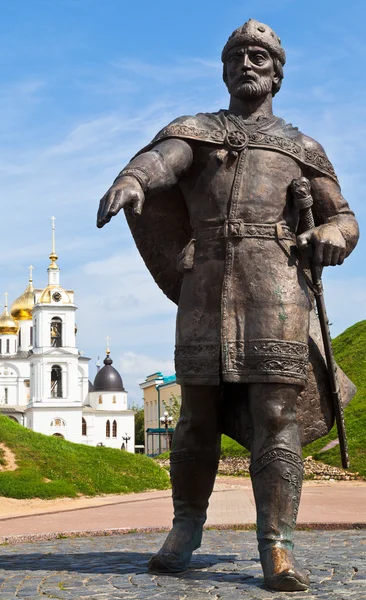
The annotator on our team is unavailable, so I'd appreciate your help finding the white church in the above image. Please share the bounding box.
[0,220,135,451]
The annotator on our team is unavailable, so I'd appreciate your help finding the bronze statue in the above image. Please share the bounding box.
[97,19,359,592]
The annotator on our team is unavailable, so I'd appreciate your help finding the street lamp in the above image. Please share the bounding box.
[160,411,173,451]
[122,433,131,451]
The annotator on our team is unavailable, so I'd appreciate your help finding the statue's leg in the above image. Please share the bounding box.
[148,384,221,573]
[248,382,310,592]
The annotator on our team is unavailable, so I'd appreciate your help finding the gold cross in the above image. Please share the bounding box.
[106,336,110,355]
[4,292,8,309]
[29,265,34,282]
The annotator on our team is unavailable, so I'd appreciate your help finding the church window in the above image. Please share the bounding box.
[4,388,8,404]
[82,417,87,436]
[50,317,62,347]
[113,395,116,404]
[51,365,62,398]
[98,395,103,404]
[14,340,16,353]
[18,329,21,347]
[0,340,2,354]
[6,340,9,354]
[50,418,66,427]
[106,420,110,437]
[30,327,33,346]
[112,420,117,437]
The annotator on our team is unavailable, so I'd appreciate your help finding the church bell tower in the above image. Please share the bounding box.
[28,218,83,442]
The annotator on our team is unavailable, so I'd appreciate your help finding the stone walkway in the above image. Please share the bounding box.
[1,479,366,540]
[0,530,365,599]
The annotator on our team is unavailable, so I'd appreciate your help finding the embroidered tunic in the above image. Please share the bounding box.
[124,111,357,387]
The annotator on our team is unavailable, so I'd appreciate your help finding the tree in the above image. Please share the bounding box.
[130,403,145,446]
[162,394,181,427]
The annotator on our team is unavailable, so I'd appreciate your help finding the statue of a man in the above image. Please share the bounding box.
[97,19,359,591]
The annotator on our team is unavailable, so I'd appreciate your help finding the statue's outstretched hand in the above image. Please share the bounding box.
[97,176,145,228]
[297,224,346,266]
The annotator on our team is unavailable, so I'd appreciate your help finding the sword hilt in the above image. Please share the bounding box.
[291,177,315,232]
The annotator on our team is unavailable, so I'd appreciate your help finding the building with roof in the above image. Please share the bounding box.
[139,372,181,456]
[0,220,135,451]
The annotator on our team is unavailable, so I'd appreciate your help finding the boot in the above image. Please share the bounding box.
[148,449,218,573]
[250,447,310,591]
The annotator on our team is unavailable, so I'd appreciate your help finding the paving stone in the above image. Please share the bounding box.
[0,530,365,598]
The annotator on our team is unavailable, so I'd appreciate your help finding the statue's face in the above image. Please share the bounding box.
[225,45,276,100]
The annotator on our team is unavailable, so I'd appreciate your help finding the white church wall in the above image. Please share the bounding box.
[92,410,135,451]
[89,390,128,411]
[78,360,89,404]
[0,334,17,356]
[81,413,96,446]
[0,361,30,406]
[27,406,83,443]
[18,320,33,351]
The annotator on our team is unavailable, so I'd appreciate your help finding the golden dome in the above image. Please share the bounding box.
[0,294,19,335]
[11,281,35,321]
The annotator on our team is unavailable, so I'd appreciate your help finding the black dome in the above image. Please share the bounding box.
[93,354,125,392]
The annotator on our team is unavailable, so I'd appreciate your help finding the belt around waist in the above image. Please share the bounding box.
[193,221,296,241]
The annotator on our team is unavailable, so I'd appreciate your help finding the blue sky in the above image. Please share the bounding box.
[0,0,365,405]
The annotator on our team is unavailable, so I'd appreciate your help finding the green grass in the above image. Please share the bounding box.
[156,435,249,461]
[303,320,366,478]
[0,415,170,499]
[220,434,249,458]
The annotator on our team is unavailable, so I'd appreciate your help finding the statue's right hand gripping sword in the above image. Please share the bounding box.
[291,177,350,469]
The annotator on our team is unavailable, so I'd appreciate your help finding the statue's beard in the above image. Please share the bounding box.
[230,76,273,99]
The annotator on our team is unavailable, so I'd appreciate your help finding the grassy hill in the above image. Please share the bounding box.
[0,415,170,499]
[213,321,366,478]
[303,320,366,477]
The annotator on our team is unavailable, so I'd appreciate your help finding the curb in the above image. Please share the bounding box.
[1,522,365,545]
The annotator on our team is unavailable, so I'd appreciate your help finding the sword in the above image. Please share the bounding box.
[291,177,350,469]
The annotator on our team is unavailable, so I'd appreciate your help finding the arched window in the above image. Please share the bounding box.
[6,339,10,354]
[51,365,62,398]
[82,417,87,436]
[106,420,110,437]
[50,317,62,347]
[112,420,117,437]
[53,432,64,438]
[98,395,103,404]
[50,418,66,427]
[18,329,21,347]
[112,395,116,404]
